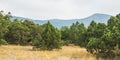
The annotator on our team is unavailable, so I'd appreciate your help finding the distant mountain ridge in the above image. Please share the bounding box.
[11,13,111,28]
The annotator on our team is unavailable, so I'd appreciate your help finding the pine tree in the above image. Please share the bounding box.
[33,21,62,50]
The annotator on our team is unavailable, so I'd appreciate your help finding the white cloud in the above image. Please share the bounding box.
[0,0,120,19]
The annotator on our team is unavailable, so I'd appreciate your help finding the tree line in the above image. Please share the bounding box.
[0,11,120,59]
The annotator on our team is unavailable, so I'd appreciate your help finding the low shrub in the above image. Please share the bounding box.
[0,39,8,45]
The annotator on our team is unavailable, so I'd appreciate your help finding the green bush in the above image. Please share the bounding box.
[0,39,8,45]
[33,21,62,50]
[62,40,72,46]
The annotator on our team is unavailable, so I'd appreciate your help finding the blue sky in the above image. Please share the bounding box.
[0,0,120,20]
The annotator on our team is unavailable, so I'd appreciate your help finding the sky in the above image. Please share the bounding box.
[0,0,120,20]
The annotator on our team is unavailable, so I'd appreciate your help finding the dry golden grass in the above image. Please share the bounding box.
[0,45,96,60]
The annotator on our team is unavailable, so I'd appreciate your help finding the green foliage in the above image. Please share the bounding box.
[61,26,72,45]
[0,11,11,39]
[33,21,62,50]
[69,22,87,47]
[87,30,115,58]
[32,34,43,48]
[22,20,43,45]
[0,39,8,45]
[86,14,120,58]
[87,21,97,38]
[5,20,30,45]
[87,38,99,54]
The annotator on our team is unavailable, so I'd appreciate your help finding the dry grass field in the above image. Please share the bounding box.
[0,45,96,60]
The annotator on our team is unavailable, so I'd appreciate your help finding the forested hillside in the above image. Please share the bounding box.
[0,11,120,59]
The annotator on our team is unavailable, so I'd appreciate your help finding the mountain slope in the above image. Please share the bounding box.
[11,13,111,28]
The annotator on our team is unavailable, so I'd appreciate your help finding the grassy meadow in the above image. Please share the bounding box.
[0,45,96,60]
